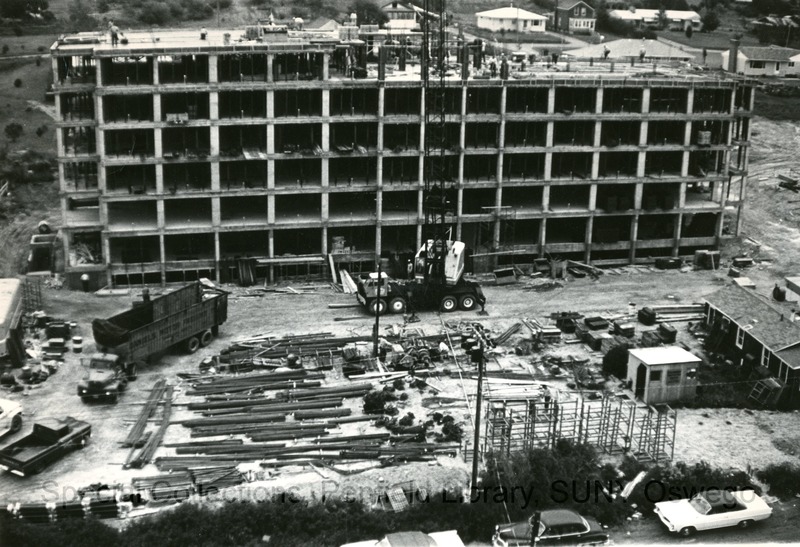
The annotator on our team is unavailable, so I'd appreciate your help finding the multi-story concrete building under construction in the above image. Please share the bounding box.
[51,26,754,288]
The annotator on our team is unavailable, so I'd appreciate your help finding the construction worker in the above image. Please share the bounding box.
[530,510,542,544]
[109,21,120,47]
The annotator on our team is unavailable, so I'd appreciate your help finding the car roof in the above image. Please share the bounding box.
[381,532,436,547]
[540,509,585,527]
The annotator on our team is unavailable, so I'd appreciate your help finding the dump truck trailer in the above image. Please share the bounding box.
[91,282,228,379]
[0,417,91,476]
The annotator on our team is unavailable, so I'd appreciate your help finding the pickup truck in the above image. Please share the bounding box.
[0,398,23,437]
[77,353,130,403]
[0,417,91,477]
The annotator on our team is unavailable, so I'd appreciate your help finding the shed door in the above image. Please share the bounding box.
[635,364,647,400]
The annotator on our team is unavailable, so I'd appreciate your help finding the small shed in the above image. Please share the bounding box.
[627,346,700,404]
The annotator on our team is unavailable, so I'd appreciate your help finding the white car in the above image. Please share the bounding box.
[0,398,22,438]
[341,530,465,547]
[654,489,772,537]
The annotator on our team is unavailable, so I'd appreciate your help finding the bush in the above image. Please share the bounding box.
[97,0,110,11]
[4,123,23,141]
[182,0,213,20]
[13,79,22,88]
[685,25,693,38]
[362,389,397,414]
[757,462,800,499]
[702,11,720,32]
[1,45,7,54]
[602,345,628,379]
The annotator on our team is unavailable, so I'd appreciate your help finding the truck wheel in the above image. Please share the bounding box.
[10,414,22,432]
[369,299,387,316]
[678,527,696,537]
[127,363,138,381]
[440,295,457,312]
[185,336,201,354]
[459,294,476,311]
[119,378,128,392]
[200,329,213,347]
[389,297,406,314]
[738,520,754,529]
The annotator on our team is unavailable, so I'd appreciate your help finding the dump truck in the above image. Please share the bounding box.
[357,240,486,315]
[0,417,91,477]
[77,353,132,403]
[90,282,228,384]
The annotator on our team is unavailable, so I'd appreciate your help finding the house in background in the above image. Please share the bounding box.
[554,1,596,34]
[305,17,341,32]
[626,347,700,405]
[721,45,800,76]
[608,8,701,30]
[704,282,800,409]
[381,1,421,30]
[476,5,548,33]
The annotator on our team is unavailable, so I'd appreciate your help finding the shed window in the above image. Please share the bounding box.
[735,327,745,348]
[749,61,765,69]
[667,370,682,384]
[762,348,771,368]
[650,370,662,382]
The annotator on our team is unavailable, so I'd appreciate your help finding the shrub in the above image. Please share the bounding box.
[97,0,110,11]
[37,46,45,52]
[685,25,693,38]
[139,1,171,24]
[1,45,8,54]
[702,11,720,32]
[757,462,800,499]
[182,0,213,20]
[4,123,23,141]
[13,79,22,88]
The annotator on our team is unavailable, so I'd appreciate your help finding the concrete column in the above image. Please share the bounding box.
[154,128,163,157]
[672,213,681,257]
[268,160,275,190]
[636,151,646,177]
[323,52,329,81]
[541,185,551,212]
[455,188,463,242]
[152,55,159,85]
[593,121,601,148]
[684,121,692,146]
[544,153,552,180]
[321,89,330,117]
[321,158,328,188]
[321,227,328,255]
[493,188,502,250]
[57,163,66,193]
[715,211,724,242]
[211,197,220,227]
[153,93,161,123]
[539,218,547,251]
[266,90,274,118]
[103,234,112,287]
[268,230,275,283]
[546,121,554,147]
[681,151,689,178]
[320,192,329,222]
[213,231,220,283]
[55,123,64,158]
[159,234,166,287]
[584,216,594,263]
[95,56,103,87]
[267,55,273,83]
[208,92,218,120]
[595,88,604,114]
[686,87,694,115]
[156,200,165,229]
[208,54,218,83]
[547,87,555,114]
[266,125,275,154]
[155,165,164,193]
[641,87,651,114]
[634,183,643,210]
[51,55,60,85]
[591,152,599,180]
[589,183,597,211]
[321,122,329,151]
[210,163,219,192]
[209,126,219,156]
[639,120,648,146]
[629,215,639,263]
[268,195,275,224]
[375,192,382,257]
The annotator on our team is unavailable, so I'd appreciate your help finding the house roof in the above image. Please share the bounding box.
[305,17,339,30]
[564,38,693,60]
[738,45,800,62]
[609,9,700,21]
[704,283,800,368]
[476,6,548,20]
[629,346,701,366]
[556,1,594,12]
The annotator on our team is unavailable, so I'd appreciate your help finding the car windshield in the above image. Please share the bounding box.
[689,495,713,515]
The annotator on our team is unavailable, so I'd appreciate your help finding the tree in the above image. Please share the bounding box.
[139,1,172,24]
[68,0,99,32]
[602,345,629,379]
[347,0,389,26]
[1,0,48,18]
[701,10,720,31]
[685,24,693,38]
[4,123,23,142]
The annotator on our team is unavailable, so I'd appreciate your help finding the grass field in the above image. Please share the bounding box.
[659,28,761,49]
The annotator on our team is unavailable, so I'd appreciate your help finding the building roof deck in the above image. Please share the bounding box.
[52,28,750,86]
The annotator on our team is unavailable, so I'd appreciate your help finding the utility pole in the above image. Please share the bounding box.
[470,337,485,491]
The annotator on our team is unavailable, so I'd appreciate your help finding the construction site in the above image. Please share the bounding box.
[8,10,800,547]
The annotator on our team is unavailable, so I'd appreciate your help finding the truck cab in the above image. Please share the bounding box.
[0,398,22,438]
[356,272,408,315]
[77,353,134,403]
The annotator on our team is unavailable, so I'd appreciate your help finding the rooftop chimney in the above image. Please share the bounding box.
[729,39,740,74]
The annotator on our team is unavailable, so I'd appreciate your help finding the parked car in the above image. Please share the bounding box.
[493,509,609,546]
[341,530,465,547]
[654,489,772,537]
[0,398,22,438]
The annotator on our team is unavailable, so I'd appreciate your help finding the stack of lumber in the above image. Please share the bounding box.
[637,304,705,325]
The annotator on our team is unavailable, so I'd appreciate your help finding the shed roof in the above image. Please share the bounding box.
[739,45,800,61]
[609,9,700,21]
[704,282,800,355]
[476,6,548,20]
[629,346,701,366]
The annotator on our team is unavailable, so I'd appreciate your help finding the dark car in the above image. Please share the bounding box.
[492,509,609,546]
